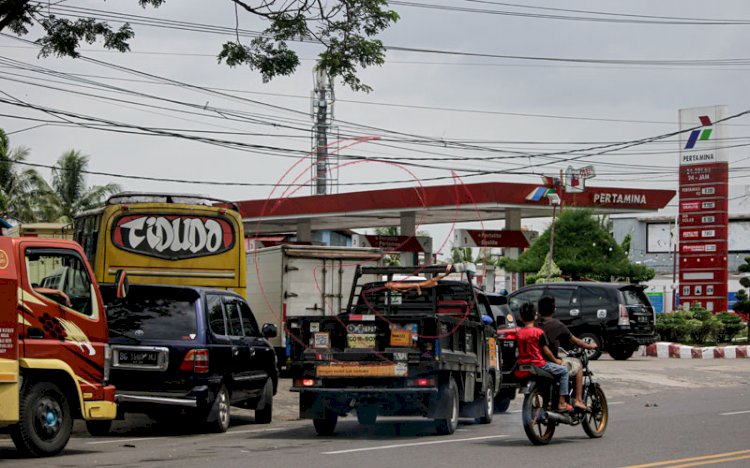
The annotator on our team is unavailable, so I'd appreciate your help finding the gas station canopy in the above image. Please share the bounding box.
[235,181,675,234]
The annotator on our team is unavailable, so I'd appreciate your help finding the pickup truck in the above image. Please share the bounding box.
[287,264,501,436]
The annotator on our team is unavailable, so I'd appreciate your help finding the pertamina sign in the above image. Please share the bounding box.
[112,214,235,260]
[678,105,729,312]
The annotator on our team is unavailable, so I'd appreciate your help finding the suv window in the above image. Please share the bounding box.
[107,286,198,340]
[224,300,244,336]
[207,294,227,336]
[621,288,650,307]
[509,288,543,313]
[545,288,576,307]
[238,301,260,337]
[580,286,611,307]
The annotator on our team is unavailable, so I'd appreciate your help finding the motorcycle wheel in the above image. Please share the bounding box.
[582,384,608,438]
[521,385,556,445]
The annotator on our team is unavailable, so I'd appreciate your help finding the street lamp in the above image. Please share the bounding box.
[546,189,561,282]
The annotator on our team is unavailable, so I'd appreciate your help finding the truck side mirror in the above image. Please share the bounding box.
[262,323,278,339]
[115,270,129,299]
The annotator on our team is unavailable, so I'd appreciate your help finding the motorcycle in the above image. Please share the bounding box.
[518,348,608,445]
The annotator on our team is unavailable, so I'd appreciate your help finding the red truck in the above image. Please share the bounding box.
[0,237,116,457]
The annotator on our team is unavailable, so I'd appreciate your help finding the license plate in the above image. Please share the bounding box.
[637,316,648,323]
[118,350,159,366]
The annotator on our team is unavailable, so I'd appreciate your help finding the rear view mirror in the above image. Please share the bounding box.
[262,323,278,339]
[115,270,129,299]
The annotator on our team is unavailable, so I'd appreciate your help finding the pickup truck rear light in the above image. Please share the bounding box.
[294,378,318,387]
[181,349,209,373]
[618,304,630,328]
[408,377,434,387]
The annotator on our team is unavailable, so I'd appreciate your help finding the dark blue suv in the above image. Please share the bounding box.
[91,284,278,435]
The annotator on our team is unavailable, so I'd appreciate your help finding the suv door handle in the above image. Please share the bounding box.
[232,346,240,356]
[570,309,580,316]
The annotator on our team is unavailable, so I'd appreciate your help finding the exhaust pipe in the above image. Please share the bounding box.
[546,410,573,425]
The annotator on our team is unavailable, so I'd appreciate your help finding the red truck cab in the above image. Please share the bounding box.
[0,237,115,457]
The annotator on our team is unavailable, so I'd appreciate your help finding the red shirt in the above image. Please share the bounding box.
[517,326,549,367]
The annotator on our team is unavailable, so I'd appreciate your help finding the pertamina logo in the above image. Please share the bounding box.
[684,115,713,149]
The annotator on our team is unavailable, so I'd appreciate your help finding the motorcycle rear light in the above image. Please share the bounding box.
[618,304,630,327]
[181,349,209,373]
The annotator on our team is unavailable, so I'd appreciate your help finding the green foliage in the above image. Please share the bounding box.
[503,208,654,282]
[0,128,51,222]
[1,0,398,92]
[656,305,747,345]
[732,288,750,321]
[621,233,632,255]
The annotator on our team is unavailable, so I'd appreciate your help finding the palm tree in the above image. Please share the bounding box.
[48,150,121,223]
[0,129,51,222]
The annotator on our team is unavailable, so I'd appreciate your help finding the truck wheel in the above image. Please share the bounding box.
[254,379,274,424]
[475,376,494,424]
[85,420,113,437]
[580,333,603,360]
[204,385,231,433]
[494,388,516,413]
[608,345,635,361]
[11,382,73,457]
[435,377,459,435]
[357,407,377,425]
[313,410,338,436]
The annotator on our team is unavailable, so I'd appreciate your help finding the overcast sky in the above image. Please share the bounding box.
[2,0,749,256]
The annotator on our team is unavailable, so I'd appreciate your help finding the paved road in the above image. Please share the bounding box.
[3,356,750,467]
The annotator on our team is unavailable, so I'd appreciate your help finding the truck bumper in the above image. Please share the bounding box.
[83,384,117,420]
[295,387,438,419]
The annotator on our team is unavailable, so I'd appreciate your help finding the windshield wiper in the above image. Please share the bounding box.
[108,328,141,344]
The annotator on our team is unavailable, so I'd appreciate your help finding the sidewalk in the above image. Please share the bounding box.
[643,342,750,359]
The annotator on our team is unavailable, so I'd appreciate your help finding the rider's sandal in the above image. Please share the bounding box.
[558,403,574,413]
[573,403,590,412]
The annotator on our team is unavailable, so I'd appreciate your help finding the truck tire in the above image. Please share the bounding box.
[313,409,338,436]
[254,379,274,424]
[580,333,603,360]
[475,376,494,424]
[85,420,113,437]
[204,385,231,433]
[435,377,459,435]
[11,381,73,457]
[494,388,516,413]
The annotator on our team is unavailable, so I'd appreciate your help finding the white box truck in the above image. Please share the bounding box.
[246,245,383,368]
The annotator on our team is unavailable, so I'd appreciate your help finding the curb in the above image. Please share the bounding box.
[643,342,750,359]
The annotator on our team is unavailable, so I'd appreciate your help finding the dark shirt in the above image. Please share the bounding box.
[538,317,572,357]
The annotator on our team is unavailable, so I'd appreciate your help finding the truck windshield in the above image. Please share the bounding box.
[106,286,199,340]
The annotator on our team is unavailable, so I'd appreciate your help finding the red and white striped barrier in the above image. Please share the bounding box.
[644,342,750,359]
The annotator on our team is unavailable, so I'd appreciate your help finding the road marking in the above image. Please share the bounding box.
[720,409,750,416]
[87,437,161,445]
[609,401,625,405]
[322,434,509,455]
[621,449,750,467]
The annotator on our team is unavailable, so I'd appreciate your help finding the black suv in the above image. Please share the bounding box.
[96,285,278,434]
[485,293,520,412]
[507,282,657,361]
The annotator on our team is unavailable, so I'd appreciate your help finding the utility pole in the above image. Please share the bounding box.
[312,66,335,195]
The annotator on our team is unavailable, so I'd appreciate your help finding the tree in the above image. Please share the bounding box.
[0,128,50,222]
[500,208,655,282]
[1,1,399,92]
[46,150,121,223]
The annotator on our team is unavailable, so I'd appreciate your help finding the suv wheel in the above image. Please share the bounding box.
[205,385,231,433]
[580,333,603,361]
[609,345,635,361]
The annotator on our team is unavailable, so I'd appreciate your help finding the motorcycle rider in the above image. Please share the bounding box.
[537,295,598,411]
